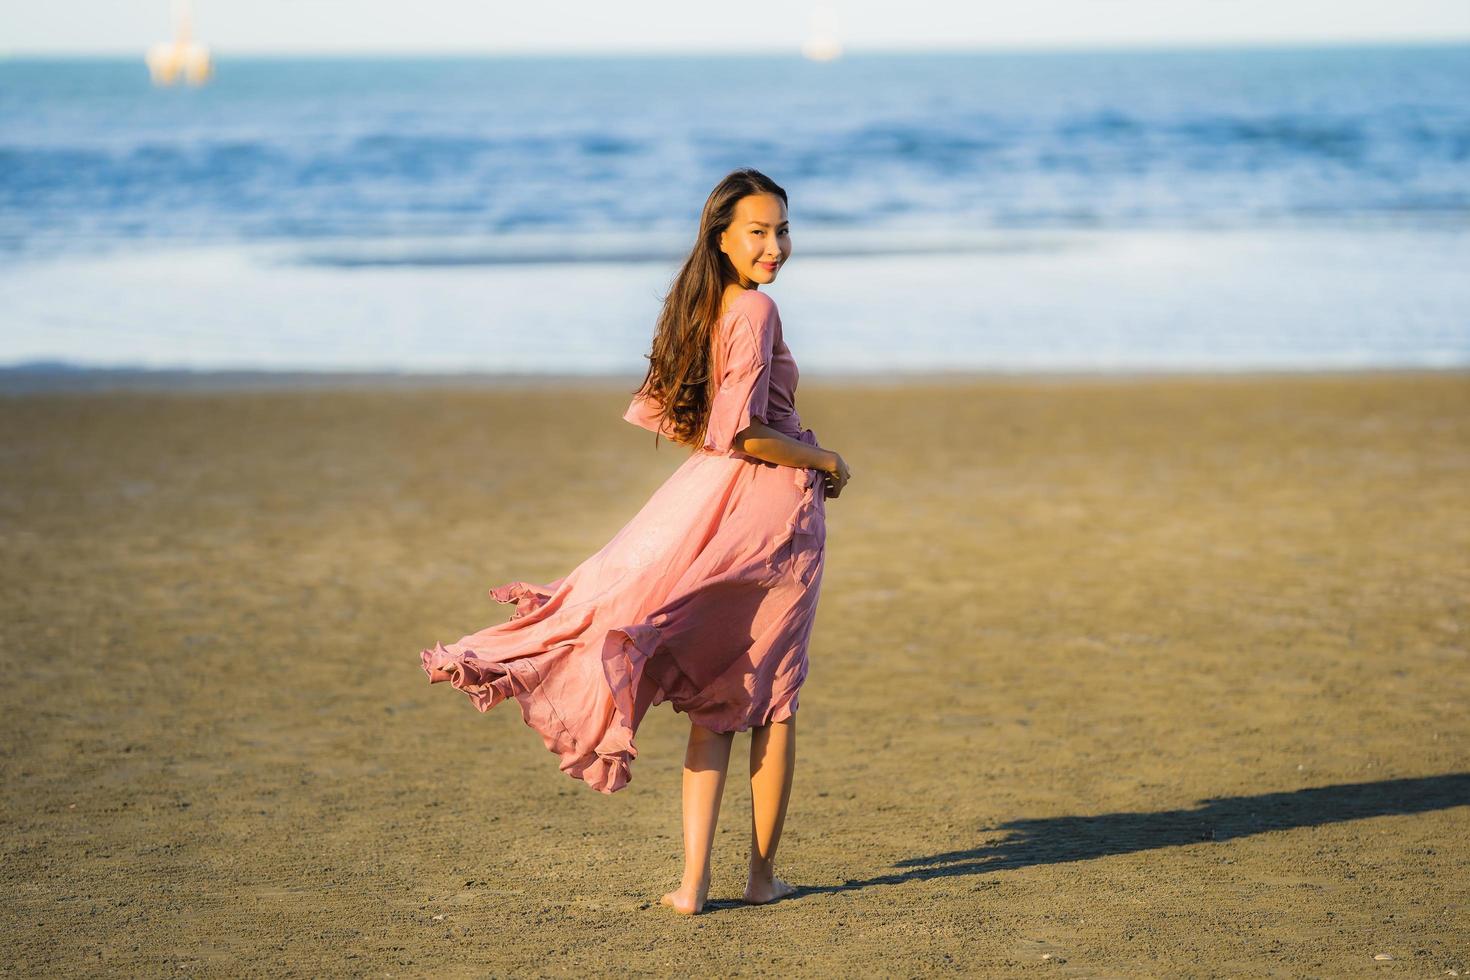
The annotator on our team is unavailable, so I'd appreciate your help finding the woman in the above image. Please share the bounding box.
[418,168,851,915]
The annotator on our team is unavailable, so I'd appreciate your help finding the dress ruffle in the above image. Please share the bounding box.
[594,620,664,792]
[488,580,561,620]
[421,607,640,794]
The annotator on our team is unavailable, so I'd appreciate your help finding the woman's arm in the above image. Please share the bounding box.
[733,420,838,472]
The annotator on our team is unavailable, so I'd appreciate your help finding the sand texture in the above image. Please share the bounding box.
[2,371,1467,976]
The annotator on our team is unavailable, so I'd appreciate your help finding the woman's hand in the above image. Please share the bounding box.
[822,451,851,499]
[733,423,850,496]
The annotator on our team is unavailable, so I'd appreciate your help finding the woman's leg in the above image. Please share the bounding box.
[660,721,734,915]
[744,715,798,903]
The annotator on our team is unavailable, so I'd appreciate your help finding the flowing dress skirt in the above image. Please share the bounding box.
[419,430,826,794]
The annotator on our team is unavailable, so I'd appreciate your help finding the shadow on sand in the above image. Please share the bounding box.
[706,773,1470,911]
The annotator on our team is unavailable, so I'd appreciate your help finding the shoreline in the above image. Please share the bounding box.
[6,226,1467,380]
[2,362,1467,395]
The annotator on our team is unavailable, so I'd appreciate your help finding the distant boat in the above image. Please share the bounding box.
[146,0,212,86]
[801,2,843,62]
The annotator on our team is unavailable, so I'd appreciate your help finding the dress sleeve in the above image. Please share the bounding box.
[623,389,674,437]
[701,303,776,455]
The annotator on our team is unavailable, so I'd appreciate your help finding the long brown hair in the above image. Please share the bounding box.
[631,168,788,449]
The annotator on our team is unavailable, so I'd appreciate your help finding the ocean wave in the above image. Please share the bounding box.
[2,46,1468,257]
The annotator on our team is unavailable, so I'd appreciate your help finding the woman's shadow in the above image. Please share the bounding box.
[735,772,1468,905]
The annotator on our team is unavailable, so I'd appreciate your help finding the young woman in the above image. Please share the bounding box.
[418,168,851,915]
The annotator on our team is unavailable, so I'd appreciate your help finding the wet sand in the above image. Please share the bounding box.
[2,371,1467,976]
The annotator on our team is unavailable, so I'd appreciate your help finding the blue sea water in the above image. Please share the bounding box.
[1,45,1468,376]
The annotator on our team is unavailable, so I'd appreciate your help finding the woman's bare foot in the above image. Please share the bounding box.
[742,872,797,905]
[659,880,708,915]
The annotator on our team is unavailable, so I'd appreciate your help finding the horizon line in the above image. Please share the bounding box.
[4,35,1469,59]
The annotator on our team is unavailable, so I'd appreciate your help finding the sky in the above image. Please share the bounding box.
[3,0,1469,55]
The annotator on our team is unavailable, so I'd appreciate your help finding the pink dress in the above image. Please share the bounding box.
[418,288,826,794]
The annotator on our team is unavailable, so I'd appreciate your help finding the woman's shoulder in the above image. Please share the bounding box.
[725,289,779,331]
[730,288,777,317]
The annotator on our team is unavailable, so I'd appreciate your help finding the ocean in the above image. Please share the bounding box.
[2,45,1468,377]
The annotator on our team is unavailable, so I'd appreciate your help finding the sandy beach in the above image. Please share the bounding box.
[2,370,1466,977]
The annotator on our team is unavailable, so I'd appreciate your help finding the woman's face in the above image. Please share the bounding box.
[718,193,791,288]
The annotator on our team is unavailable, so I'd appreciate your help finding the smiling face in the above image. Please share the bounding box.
[717,193,791,289]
